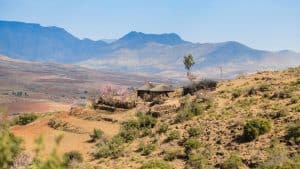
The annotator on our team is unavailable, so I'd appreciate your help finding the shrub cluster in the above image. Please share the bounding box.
[120,113,156,142]
[157,123,169,134]
[187,153,209,169]
[243,118,271,141]
[221,154,243,169]
[231,89,242,99]
[94,135,125,159]
[137,142,156,156]
[183,79,217,95]
[183,138,201,154]
[188,126,202,138]
[139,159,171,169]
[286,121,300,144]
[163,148,180,161]
[166,130,180,142]
[175,98,212,123]
[63,151,83,166]
[15,113,38,125]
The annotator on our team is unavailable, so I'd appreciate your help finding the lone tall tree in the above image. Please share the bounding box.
[183,54,195,80]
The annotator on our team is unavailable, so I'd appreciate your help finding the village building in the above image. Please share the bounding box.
[137,82,174,99]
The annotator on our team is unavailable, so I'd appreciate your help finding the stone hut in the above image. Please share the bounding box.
[137,82,155,98]
[149,84,174,97]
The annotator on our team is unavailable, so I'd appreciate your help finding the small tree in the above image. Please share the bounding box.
[183,54,195,81]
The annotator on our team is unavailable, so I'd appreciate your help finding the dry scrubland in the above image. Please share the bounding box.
[4,67,300,169]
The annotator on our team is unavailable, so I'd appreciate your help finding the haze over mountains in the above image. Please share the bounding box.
[0,20,299,79]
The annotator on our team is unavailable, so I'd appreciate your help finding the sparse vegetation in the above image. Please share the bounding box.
[137,142,156,156]
[163,148,180,161]
[89,128,104,142]
[94,135,125,158]
[63,151,83,166]
[183,138,201,154]
[188,126,202,138]
[0,124,23,168]
[157,123,169,134]
[221,154,243,169]
[139,159,171,169]
[15,113,38,125]
[243,118,271,141]
[286,121,300,144]
[187,153,209,169]
[166,130,180,142]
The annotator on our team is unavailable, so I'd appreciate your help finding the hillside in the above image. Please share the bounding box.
[1,20,299,79]
[0,55,171,114]
[8,66,300,169]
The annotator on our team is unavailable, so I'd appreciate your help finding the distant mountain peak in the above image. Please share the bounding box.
[114,31,188,47]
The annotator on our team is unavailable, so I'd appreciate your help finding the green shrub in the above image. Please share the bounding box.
[137,113,156,128]
[163,148,180,161]
[232,89,242,98]
[119,113,156,142]
[63,151,83,165]
[139,159,171,169]
[183,138,201,154]
[244,87,257,96]
[286,121,300,144]
[94,135,125,158]
[187,153,208,169]
[258,84,270,92]
[157,123,169,134]
[89,129,104,142]
[174,111,194,123]
[243,118,271,141]
[221,154,243,169]
[166,130,180,142]
[0,125,23,168]
[137,142,156,156]
[188,127,202,138]
[15,113,38,125]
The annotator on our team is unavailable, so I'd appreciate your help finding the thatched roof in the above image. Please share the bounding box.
[137,82,155,91]
[150,84,174,92]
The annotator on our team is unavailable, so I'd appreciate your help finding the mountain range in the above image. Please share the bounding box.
[0,20,299,80]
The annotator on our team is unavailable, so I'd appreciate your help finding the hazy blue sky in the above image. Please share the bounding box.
[0,0,299,51]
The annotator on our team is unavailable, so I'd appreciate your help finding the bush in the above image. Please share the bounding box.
[139,159,171,169]
[137,142,156,156]
[286,121,300,144]
[243,118,271,141]
[89,129,104,142]
[166,130,180,142]
[15,113,38,125]
[175,100,210,123]
[94,135,125,158]
[187,153,209,169]
[0,126,23,168]
[221,154,243,169]
[137,113,156,128]
[157,123,169,134]
[183,138,201,154]
[232,89,242,99]
[163,148,180,161]
[183,80,217,95]
[63,151,83,165]
[120,113,156,142]
[244,87,257,96]
[258,84,270,92]
[188,127,202,138]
